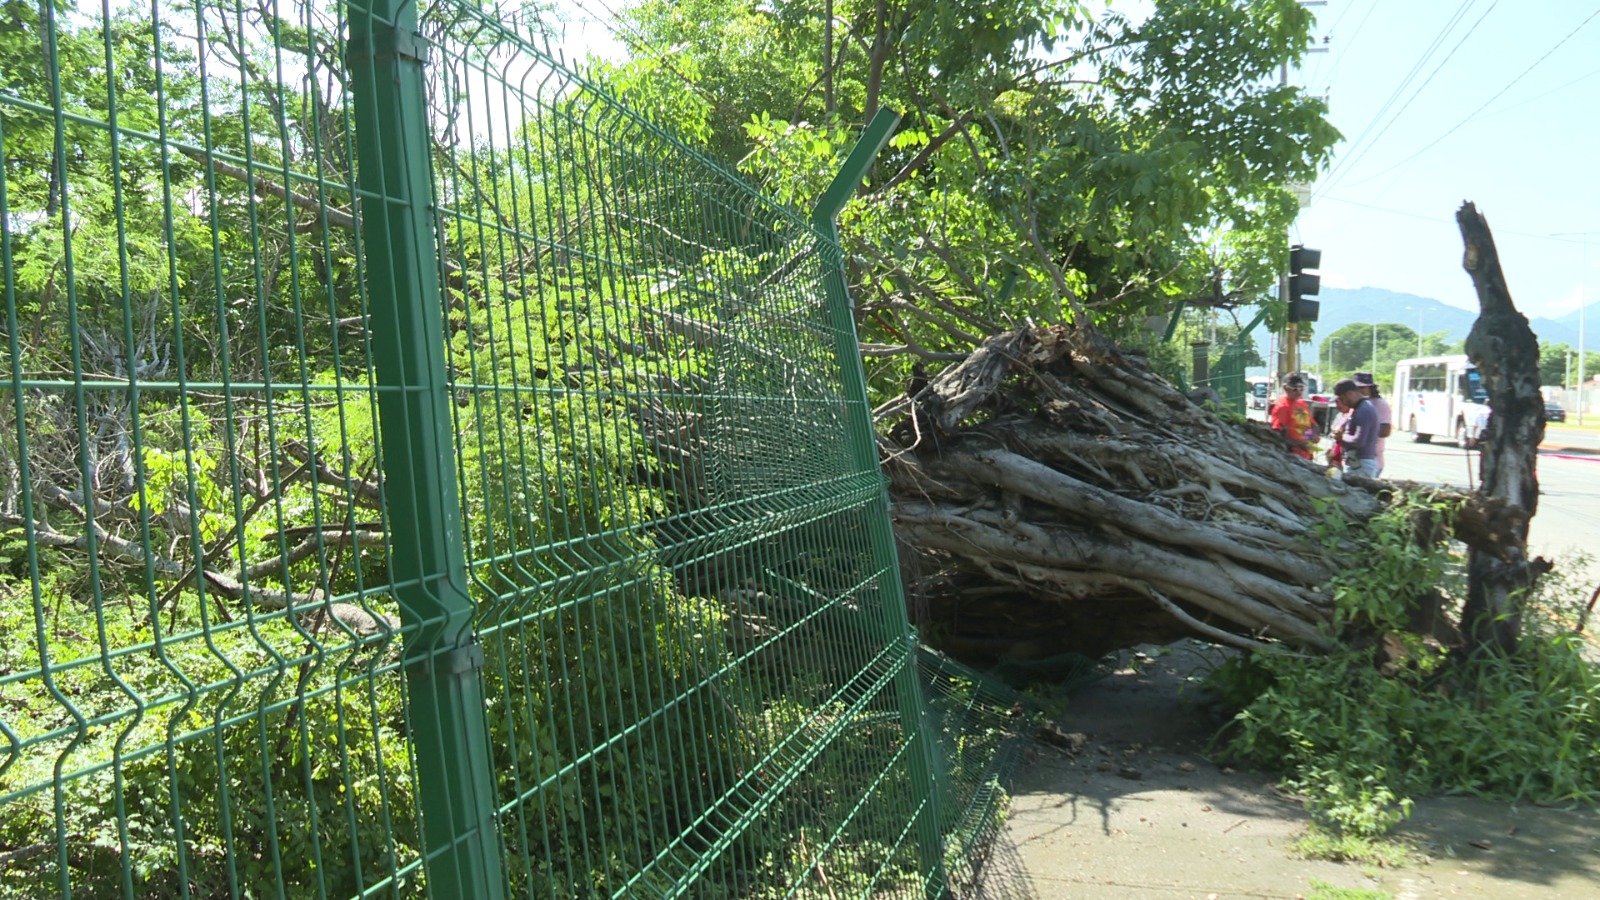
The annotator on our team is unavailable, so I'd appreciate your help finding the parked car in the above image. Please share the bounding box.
[1544,400,1566,423]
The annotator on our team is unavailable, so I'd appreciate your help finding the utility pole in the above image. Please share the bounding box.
[1281,271,1297,376]
[1280,2,1327,378]
[1280,58,1297,379]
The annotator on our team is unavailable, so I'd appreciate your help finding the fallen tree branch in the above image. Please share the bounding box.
[178,146,355,231]
[283,440,382,507]
[3,512,398,638]
[882,323,1418,662]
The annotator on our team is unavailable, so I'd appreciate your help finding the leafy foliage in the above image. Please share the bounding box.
[0,571,417,899]
[3,1,1015,896]
[1317,323,1456,390]
[1303,879,1394,900]
[608,0,1339,402]
[1218,501,1600,837]
[1294,825,1415,870]
[1538,343,1600,388]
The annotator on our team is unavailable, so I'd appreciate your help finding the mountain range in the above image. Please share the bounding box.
[1297,286,1600,353]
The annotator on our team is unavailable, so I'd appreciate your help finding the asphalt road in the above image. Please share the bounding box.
[1380,433,1600,600]
[1544,423,1600,453]
[1247,404,1600,599]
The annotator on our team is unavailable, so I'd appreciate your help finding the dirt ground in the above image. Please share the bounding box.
[975,640,1600,899]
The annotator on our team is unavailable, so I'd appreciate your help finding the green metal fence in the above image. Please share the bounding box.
[0,1,1021,897]
[1193,310,1268,417]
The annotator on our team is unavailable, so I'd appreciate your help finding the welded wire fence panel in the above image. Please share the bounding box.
[0,1,424,897]
[423,2,959,895]
[0,0,1021,897]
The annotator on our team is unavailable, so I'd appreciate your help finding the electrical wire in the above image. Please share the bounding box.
[1316,0,1500,201]
[1333,6,1600,192]
[1313,0,1383,97]
[1317,195,1600,247]
[1302,0,1365,91]
[1452,62,1600,121]
[1315,0,1484,198]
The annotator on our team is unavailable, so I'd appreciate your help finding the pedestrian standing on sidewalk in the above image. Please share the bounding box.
[1327,395,1352,470]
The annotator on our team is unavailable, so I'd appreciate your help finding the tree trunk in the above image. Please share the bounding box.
[1455,202,1552,655]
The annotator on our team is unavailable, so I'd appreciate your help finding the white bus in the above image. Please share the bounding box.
[1392,355,1490,446]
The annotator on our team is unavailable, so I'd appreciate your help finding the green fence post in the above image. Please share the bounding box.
[813,108,951,897]
[346,3,505,897]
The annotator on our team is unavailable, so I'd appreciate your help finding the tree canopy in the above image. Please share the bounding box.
[1315,322,1456,390]
[1538,342,1600,388]
[604,0,1339,394]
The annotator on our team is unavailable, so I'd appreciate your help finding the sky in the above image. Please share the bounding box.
[1292,1,1600,325]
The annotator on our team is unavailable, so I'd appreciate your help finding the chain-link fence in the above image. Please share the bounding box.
[0,1,1021,896]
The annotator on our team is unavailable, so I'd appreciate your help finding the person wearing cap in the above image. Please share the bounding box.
[1334,378,1380,477]
[1351,372,1392,475]
[1269,375,1316,460]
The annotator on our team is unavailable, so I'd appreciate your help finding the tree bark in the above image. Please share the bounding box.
[1455,202,1551,654]
[882,324,1388,663]
[868,209,1549,669]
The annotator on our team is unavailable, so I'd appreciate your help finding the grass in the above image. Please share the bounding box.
[1306,880,1392,900]
[1293,824,1416,868]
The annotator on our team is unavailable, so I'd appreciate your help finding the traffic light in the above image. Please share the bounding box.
[1287,244,1321,322]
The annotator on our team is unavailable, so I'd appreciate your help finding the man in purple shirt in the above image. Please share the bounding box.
[1334,378,1380,477]
[1352,372,1391,475]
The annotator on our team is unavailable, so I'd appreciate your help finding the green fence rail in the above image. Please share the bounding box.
[0,1,1021,897]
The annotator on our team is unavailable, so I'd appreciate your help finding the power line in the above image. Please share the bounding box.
[1335,6,1600,191]
[1313,0,1382,96]
[1453,62,1600,121]
[1318,0,1478,185]
[1303,0,1364,90]
[1319,195,1600,246]
[1316,0,1499,200]
[1315,0,1483,197]
[1320,195,1455,225]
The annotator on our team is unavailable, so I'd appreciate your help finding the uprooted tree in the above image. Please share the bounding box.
[610,3,1555,665]
[3,1,1548,680]
[878,203,1548,666]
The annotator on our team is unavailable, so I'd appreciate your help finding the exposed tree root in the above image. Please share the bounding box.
[881,323,1473,665]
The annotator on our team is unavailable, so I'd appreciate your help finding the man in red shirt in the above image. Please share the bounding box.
[1269,374,1316,460]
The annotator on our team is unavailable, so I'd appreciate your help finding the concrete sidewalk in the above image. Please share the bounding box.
[976,644,1600,899]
